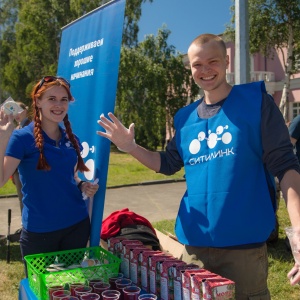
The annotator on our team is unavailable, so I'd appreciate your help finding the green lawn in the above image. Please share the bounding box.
[0,151,299,299]
[0,200,299,299]
[0,178,17,196]
[0,150,185,196]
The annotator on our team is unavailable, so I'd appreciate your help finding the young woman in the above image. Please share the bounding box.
[0,76,99,270]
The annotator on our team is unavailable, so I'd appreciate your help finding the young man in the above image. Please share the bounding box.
[97,34,300,299]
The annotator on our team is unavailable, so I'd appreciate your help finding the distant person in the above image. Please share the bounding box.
[0,76,99,275]
[97,34,300,299]
[11,102,31,217]
[289,114,300,163]
[14,102,31,130]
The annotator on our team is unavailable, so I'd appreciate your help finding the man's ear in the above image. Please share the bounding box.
[226,55,230,69]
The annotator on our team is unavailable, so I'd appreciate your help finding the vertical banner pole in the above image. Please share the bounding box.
[57,0,126,246]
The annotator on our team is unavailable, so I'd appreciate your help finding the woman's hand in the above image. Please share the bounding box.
[0,107,15,140]
[81,181,99,198]
[96,112,137,153]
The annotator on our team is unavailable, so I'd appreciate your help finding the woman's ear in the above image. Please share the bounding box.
[35,97,41,108]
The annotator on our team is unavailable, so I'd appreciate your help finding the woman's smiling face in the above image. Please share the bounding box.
[36,85,70,124]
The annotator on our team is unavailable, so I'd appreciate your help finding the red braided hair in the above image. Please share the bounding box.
[63,114,89,172]
[31,77,89,172]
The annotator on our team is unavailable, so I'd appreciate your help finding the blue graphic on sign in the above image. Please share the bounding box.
[57,0,126,246]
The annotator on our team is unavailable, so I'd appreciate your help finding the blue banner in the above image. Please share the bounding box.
[57,0,126,246]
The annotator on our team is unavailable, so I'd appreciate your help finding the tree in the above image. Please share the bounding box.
[116,27,198,149]
[0,0,20,101]
[123,0,153,47]
[0,0,198,149]
[0,0,152,102]
[226,0,300,121]
[1,0,78,102]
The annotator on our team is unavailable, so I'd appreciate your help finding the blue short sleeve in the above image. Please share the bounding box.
[5,129,26,160]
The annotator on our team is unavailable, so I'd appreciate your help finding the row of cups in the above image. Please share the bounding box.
[50,289,157,300]
[48,272,157,300]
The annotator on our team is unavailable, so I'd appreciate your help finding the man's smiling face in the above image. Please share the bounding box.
[188,39,229,93]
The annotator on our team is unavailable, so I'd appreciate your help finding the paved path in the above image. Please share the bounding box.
[0,180,186,236]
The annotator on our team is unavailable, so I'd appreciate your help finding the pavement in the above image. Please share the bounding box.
[0,179,186,237]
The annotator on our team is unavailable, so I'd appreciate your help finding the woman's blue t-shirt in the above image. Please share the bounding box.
[5,122,89,233]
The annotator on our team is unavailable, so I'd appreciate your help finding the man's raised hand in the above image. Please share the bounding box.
[97,112,137,153]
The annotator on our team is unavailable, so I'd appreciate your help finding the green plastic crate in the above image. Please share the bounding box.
[24,246,121,300]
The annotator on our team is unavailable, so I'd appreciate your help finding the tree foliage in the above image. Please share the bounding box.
[0,0,151,103]
[226,0,300,121]
[0,0,198,149]
[0,0,20,100]
[116,28,198,149]
[123,0,153,47]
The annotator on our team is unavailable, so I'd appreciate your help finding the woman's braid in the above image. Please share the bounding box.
[34,106,51,170]
[63,114,89,172]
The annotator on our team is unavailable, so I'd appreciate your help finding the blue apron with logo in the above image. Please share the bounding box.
[174,81,275,247]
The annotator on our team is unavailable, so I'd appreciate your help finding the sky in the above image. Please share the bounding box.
[138,0,233,54]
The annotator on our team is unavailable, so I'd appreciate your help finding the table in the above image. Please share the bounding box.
[19,279,38,300]
[19,278,151,300]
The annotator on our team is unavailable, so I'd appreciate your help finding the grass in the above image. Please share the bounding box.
[0,243,24,299]
[0,151,299,299]
[154,204,300,300]
[0,178,17,196]
[0,150,185,196]
[106,151,185,187]
[1,201,299,299]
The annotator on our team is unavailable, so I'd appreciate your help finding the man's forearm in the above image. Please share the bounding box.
[281,169,300,228]
[129,145,161,173]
